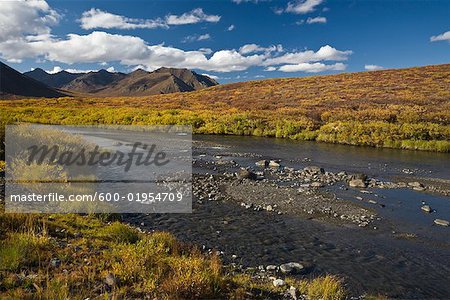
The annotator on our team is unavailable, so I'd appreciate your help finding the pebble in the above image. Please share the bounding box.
[421,205,432,213]
[266,265,278,271]
[311,182,324,188]
[434,219,449,227]
[50,258,61,268]
[289,286,298,300]
[279,262,304,274]
[348,179,367,188]
[408,181,423,188]
[269,160,281,168]
[273,278,285,287]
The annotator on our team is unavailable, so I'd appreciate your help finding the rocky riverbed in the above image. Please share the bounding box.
[125,137,450,298]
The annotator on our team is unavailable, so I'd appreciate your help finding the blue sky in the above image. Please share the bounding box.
[0,0,449,83]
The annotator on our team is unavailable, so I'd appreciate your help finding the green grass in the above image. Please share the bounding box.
[0,212,349,299]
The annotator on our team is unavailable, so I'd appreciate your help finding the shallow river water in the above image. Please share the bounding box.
[129,135,450,298]
[72,130,450,298]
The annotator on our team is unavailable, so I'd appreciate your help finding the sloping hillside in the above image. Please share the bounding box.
[0,62,67,98]
[1,64,449,151]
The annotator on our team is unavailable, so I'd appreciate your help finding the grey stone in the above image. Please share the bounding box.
[273,278,285,287]
[421,205,432,213]
[304,166,324,175]
[269,160,281,168]
[311,182,324,188]
[289,286,298,300]
[266,265,278,271]
[434,219,449,226]
[50,258,61,268]
[255,160,269,167]
[348,179,367,188]
[408,181,423,188]
[237,168,256,180]
[279,262,304,274]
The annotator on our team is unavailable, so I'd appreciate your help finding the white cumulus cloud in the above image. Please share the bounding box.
[0,0,60,40]
[0,1,352,74]
[202,73,219,80]
[80,8,167,30]
[183,33,211,43]
[262,45,352,66]
[365,64,384,71]
[430,30,450,42]
[80,8,220,30]
[278,62,346,72]
[166,8,220,25]
[285,0,324,14]
[45,66,114,74]
[239,44,283,54]
[306,16,327,24]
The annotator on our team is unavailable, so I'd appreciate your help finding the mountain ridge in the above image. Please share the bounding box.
[24,66,219,97]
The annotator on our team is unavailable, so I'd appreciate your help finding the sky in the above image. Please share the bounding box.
[0,0,449,83]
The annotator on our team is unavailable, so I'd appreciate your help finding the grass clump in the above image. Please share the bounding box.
[98,221,140,244]
[306,275,347,300]
[0,232,52,271]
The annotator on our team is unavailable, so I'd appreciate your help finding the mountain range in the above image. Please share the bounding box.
[24,66,218,97]
[0,61,218,98]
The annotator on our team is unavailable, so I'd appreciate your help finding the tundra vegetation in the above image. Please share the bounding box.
[1,66,437,299]
[1,64,449,155]
[0,211,351,299]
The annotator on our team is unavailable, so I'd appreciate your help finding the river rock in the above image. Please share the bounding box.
[50,258,61,268]
[269,160,281,168]
[350,173,367,181]
[408,181,423,188]
[434,219,449,227]
[421,205,432,213]
[289,286,298,300]
[273,278,285,287]
[266,265,278,271]
[348,179,367,188]
[311,182,324,188]
[304,166,324,175]
[237,168,256,180]
[279,262,304,274]
[255,160,269,167]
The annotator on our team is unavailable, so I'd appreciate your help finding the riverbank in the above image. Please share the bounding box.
[0,201,348,299]
[1,134,449,298]
[1,65,450,154]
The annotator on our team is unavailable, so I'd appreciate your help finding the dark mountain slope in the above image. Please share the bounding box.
[0,62,67,98]
[24,68,83,88]
[94,68,218,96]
[60,69,126,93]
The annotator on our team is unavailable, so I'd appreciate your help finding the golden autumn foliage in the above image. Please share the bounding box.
[1,64,449,153]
